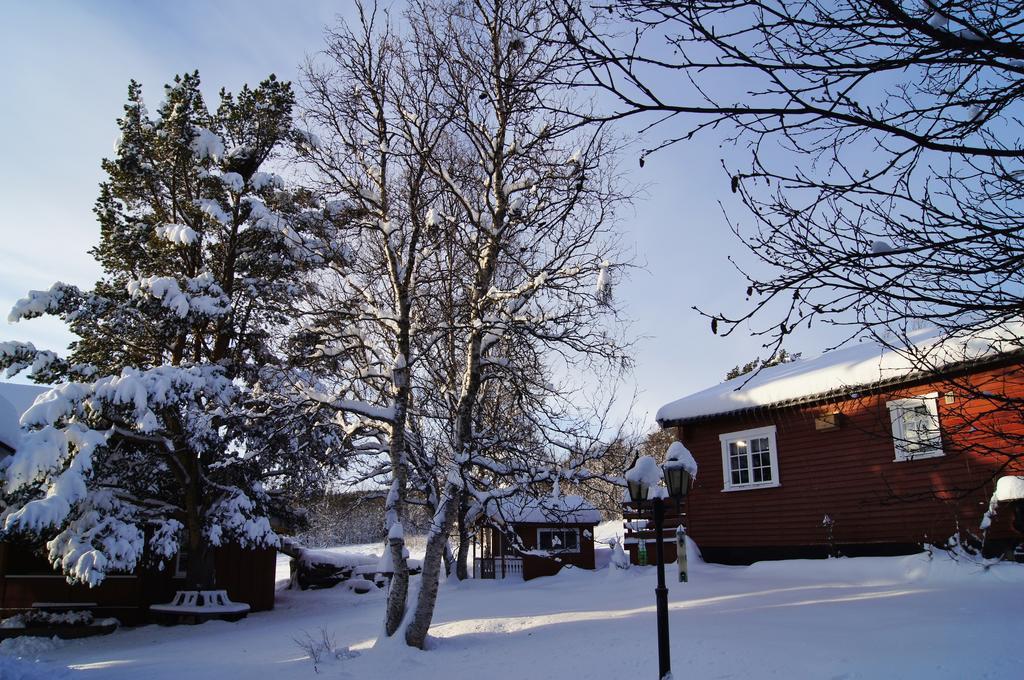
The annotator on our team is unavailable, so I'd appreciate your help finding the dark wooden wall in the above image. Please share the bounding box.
[0,543,277,624]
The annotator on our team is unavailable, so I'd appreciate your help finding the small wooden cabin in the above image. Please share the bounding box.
[472,494,600,580]
[655,328,1024,564]
[0,382,277,625]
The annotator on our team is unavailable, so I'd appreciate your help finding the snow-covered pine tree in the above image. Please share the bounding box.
[0,72,340,589]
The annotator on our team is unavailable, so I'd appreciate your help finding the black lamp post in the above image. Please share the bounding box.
[626,454,692,680]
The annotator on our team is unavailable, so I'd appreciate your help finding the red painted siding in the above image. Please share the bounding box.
[512,523,597,580]
[677,364,1024,557]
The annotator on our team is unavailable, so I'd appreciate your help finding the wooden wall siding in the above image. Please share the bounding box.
[511,523,597,580]
[678,364,1024,553]
[0,543,276,624]
[622,502,686,565]
[214,546,276,612]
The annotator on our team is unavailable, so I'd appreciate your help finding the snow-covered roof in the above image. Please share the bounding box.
[486,494,601,525]
[0,382,48,452]
[657,323,1024,425]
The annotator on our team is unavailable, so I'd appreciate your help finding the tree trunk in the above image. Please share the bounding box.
[184,456,216,589]
[442,540,454,577]
[383,325,412,636]
[186,536,217,590]
[404,481,460,649]
[405,302,486,646]
[455,490,471,580]
[384,531,409,636]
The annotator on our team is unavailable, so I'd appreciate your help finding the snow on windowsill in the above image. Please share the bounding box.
[721,481,781,493]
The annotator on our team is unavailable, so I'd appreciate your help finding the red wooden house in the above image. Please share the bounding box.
[0,382,276,625]
[655,327,1024,564]
[472,494,601,580]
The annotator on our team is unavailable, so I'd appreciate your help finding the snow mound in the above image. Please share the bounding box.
[625,455,662,488]
[300,549,378,569]
[0,656,71,680]
[981,475,1024,528]
[992,475,1024,502]
[664,441,698,477]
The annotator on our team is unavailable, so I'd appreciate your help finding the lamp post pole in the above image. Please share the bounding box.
[626,448,694,680]
[652,497,671,680]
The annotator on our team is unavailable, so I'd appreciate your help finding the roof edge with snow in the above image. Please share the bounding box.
[657,324,1024,426]
[483,494,601,525]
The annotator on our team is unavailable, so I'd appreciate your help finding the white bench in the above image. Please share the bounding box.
[150,590,250,623]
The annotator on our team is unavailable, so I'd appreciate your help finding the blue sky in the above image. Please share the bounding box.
[0,1,847,428]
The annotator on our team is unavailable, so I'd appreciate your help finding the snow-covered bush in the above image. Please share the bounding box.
[980,476,1024,530]
[607,536,630,570]
[0,610,103,629]
[293,628,357,673]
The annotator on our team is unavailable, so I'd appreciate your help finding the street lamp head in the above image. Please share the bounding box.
[626,477,648,503]
[662,465,691,500]
[625,455,661,503]
[663,441,698,500]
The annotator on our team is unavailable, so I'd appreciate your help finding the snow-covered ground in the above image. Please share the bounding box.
[2,522,1022,679]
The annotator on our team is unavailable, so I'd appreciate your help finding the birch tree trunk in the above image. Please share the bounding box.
[455,490,471,580]
[404,480,461,648]
[384,319,413,635]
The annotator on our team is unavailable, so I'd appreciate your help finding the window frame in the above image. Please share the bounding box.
[719,425,781,492]
[886,392,944,462]
[536,527,581,554]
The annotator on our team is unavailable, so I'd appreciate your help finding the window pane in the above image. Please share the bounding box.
[901,403,939,453]
[729,440,749,485]
[539,531,552,549]
[564,530,578,550]
[750,437,772,482]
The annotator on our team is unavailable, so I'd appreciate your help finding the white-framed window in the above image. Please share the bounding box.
[719,425,780,491]
[887,392,943,461]
[537,528,580,553]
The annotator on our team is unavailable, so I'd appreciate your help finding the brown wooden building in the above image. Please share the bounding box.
[0,381,276,625]
[0,541,276,625]
[472,494,600,580]
[655,328,1024,564]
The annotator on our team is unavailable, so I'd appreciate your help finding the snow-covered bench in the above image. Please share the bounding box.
[150,590,250,624]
